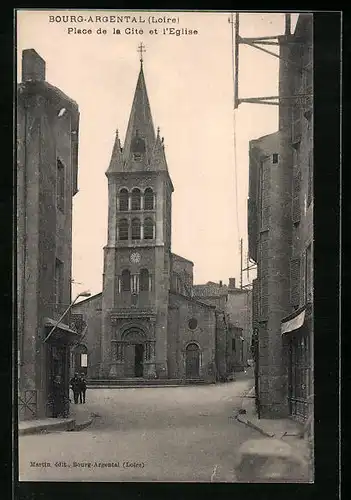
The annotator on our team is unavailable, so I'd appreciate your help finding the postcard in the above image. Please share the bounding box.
[16,9,314,483]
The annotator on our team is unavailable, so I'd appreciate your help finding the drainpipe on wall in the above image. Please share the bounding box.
[19,102,28,391]
[254,328,261,419]
[214,312,219,383]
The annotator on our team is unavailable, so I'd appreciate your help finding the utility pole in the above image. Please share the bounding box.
[229,12,311,108]
[240,238,243,289]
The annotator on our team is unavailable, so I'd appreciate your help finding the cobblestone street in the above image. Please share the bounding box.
[19,374,259,482]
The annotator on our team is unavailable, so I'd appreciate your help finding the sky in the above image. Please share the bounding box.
[17,10,299,298]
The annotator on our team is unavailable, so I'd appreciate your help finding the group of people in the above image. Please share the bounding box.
[70,372,87,404]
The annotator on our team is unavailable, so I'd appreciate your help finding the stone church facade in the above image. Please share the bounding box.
[72,60,249,382]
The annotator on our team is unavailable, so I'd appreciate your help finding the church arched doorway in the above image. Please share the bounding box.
[122,327,146,378]
[185,343,200,378]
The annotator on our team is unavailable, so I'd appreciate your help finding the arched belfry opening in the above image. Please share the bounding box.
[131,129,146,162]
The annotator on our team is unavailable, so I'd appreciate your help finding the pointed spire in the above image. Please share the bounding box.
[150,125,168,171]
[106,128,123,173]
[122,60,156,167]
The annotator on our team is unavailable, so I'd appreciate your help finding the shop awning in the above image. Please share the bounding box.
[281,309,306,335]
[44,317,80,344]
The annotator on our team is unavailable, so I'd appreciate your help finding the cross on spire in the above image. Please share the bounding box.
[137,42,146,65]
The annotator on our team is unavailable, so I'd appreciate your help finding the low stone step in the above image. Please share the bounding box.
[87,378,209,387]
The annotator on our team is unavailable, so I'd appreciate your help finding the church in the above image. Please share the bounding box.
[71,51,249,383]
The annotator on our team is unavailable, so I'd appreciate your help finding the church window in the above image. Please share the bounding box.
[131,218,141,240]
[131,188,141,210]
[232,338,236,351]
[144,217,154,239]
[121,269,131,291]
[131,274,139,294]
[140,268,150,292]
[119,189,129,211]
[118,219,129,240]
[188,318,198,330]
[144,188,154,210]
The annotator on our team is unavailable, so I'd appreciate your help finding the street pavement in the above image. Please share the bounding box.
[19,372,260,482]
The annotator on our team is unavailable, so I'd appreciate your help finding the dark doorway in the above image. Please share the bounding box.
[185,343,200,378]
[134,344,144,377]
[47,344,69,417]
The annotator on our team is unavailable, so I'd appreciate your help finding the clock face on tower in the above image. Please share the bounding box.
[130,252,141,264]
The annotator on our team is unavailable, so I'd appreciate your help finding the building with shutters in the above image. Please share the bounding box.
[17,49,80,420]
[248,13,313,422]
[72,57,250,383]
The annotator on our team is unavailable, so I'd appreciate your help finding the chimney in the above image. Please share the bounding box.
[229,278,236,289]
[22,49,46,82]
[219,280,223,287]
[285,14,291,35]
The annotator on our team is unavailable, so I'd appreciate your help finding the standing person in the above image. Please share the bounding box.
[52,374,65,417]
[70,372,80,404]
[80,372,87,404]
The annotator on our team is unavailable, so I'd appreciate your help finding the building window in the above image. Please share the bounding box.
[188,318,198,330]
[57,159,65,213]
[131,218,141,240]
[232,338,236,351]
[81,354,88,368]
[306,244,313,302]
[119,189,129,211]
[140,268,150,292]
[144,217,154,239]
[272,153,279,164]
[118,219,129,240]
[54,258,64,306]
[131,188,141,210]
[121,269,131,291]
[144,188,154,210]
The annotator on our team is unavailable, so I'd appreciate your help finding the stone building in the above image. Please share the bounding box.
[72,59,250,383]
[17,49,80,419]
[248,14,313,421]
[193,278,252,372]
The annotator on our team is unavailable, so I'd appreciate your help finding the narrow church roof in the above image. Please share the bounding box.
[123,64,156,163]
[193,282,228,297]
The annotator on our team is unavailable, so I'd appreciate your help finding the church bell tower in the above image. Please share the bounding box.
[101,45,174,379]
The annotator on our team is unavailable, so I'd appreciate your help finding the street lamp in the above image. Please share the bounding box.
[43,291,91,343]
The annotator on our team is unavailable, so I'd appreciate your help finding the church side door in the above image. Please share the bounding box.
[185,344,200,378]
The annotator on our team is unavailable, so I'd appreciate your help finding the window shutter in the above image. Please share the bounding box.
[292,103,302,144]
[300,251,306,305]
[252,278,259,329]
[259,234,269,319]
[290,257,301,308]
[260,161,270,231]
[307,152,313,206]
[292,169,301,224]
